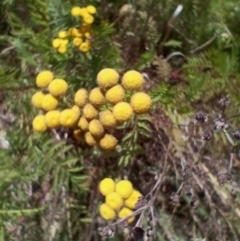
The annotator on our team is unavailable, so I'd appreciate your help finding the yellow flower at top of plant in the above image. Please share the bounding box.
[31,91,45,108]
[36,70,54,88]
[97,68,120,89]
[45,110,61,129]
[68,27,82,37]
[79,42,90,52]
[78,7,88,17]
[125,190,142,209]
[73,37,83,47]
[58,44,67,54]
[99,203,116,220]
[112,102,133,122]
[83,14,94,24]
[121,70,144,91]
[115,180,133,199]
[74,88,88,107]
[78,116,89,131]
[32,115,47,132]
[99,178,115,196]
[84,131,97,146]
[99,110,116,129]
[105,192,123,210]
[59,109,79,128]
[71,6,82,17]
[86,5,97,14]
[118,207,135,223]
[105,84,125,105]
[130,92,152,114]
[99,134,118,151]
[48,79,68,97]
[41,94,58,111]
[52,38,62,48]
[89,87,105,107]
[89,119,105,138]
[83,103,98,120]
[71,105,81,118]
[58,31,68,39]
[73,129,83,142]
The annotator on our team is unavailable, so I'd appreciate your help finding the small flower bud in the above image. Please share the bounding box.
[194,111,207,123]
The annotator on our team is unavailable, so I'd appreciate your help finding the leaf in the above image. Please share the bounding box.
[164,40,182,48]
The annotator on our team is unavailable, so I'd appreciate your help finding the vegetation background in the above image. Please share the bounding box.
[1,0,240,240]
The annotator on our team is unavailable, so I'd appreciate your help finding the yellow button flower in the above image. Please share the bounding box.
[99,178,115,196]
[58,31,68,39]
[105,192,123,210]
[71,105,81,118]
[130,92,152,114]
[71,6,82,17]
[48,79,68,97]
[112,102,133,122]
[99,203,116,220]
[105,84,125,105]
[121,70,144,91]
[99,110,116,129]
[31,91,45,108]
[52,38,61,48]
[41,94,58,111]
[83,14,94,24]
[84,131,97,146]
[36,70,54,88]
[73,129,84,142]
[74,88,88,107]
[86,5,97,14]
[79,42,90,52]
[45,110,61,128]
[73,37,83,46]
[78,116,89,131]
[32,115,47,132]
[115,180,133,199]
[89,87,105,107]
[118,207,135,223]
[97,68,120,89]
[125,190,142,209]
[89,119,105,138]
[99,134,118,151]
[60,109,79,128]
[68,27,82,37]
[78,7,88,17]
[83,104,98,120]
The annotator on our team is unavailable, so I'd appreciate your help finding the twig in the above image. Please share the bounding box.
[190,35,217,53]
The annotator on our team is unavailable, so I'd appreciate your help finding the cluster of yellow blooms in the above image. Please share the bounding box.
[99,178,142,223]
[31,67,152,151]
[52,5,96,54]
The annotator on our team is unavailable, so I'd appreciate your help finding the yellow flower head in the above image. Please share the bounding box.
[73,129,84,142]
[52,38,62,48]
[105,192,123,210]
[99,110,116,129]
[71,105,81,118]
[60,109,79,128]
[73,37,83,46]
[86,5,97,14]
[105,84,125,105]
[100,134,118,151]
[83,103,98,120]
[99,203,116,220]
[97,68,120,89]
[48,79,68,97]
[89,119,105,138]
[45,110,61,128]
[83,14,94,24]
[99,178,115,196]
[112,102,133,122]
[115,180,133,199]
[36,70,54,88]
[130,92,152,114]
[58,31,68,39]
[58,44,67,54]
[78,116,89,131]
[74,88,88,107]
[121,70,144,91]
[41,94,58,111]
[71,6,82,17]
[84,131,97,146]
[32,115,47,132]
[118,207,135,223]
[89,87,105,107]
[78,7,88,17]
[68,27,82,37]
[79,42,90,52]
[125,190,142,209]
[31,91,45,108]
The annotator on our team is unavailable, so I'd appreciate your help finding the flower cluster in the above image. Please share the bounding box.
[52,5,96,54]
[98,178,142,222]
